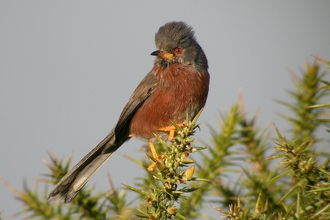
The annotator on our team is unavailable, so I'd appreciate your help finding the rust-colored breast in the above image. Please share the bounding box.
[129,63,209,140]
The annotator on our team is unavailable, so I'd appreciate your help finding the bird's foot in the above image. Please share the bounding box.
[158,123,183,141]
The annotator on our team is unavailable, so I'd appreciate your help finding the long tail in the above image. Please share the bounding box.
[48,129,123,203]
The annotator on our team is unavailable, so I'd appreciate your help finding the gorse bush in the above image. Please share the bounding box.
[2,58,330,219]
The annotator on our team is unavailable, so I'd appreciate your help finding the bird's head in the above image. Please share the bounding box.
[151,21,208,72]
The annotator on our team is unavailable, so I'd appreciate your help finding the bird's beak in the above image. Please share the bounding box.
[151,50,174,60]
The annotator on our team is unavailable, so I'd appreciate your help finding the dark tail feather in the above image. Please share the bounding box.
[48,129,121,203]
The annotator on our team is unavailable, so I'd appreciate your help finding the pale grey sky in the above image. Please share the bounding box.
[1,1,330,219]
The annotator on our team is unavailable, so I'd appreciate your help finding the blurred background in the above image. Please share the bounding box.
[1,1,330,219]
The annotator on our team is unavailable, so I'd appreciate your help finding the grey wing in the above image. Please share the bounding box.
[113,71,158,144]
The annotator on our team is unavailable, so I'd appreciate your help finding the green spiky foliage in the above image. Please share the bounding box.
[213,60,330,219]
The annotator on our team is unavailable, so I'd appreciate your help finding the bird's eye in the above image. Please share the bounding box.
[174,46,183,55]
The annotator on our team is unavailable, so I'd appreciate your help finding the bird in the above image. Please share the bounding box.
[48,21,210,203]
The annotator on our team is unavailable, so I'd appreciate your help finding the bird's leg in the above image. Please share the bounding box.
[147,141,165,171]
[149,141,158,159]
[147,123,183,171]
[158,123,183,141]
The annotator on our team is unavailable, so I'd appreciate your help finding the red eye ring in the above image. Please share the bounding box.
[174,46,183,55]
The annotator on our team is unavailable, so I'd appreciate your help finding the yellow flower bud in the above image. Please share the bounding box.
[185,165,195,180]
